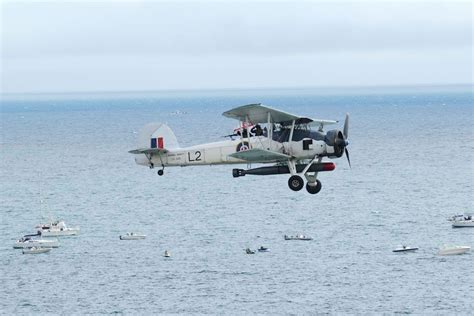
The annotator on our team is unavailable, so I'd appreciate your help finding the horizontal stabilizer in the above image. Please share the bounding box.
[128,148,168,155]
[228,148,290,163]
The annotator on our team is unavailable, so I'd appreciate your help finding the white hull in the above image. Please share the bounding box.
[438,246,470,256]
[120,234,146,240]
[39,228,80,236]
[13,239,60,249]
[452,221,474,228]
[284,235,312,241]
[22,247,51,254]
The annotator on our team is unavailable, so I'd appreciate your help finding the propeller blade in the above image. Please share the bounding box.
[343,113,349,139]
[345,147,351,168]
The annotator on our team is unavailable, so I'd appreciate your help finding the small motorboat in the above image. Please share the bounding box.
[392,245,419,253]
[449,213,473,226]
[438,246,470,256]
[284,234,312,241]
[13,235,60,249]
[245,248,255,254]
[452,217,474,227]
[119,232,146,240]
[36,220,80,236]
[164,250,171,258]
[257,246,269,252]
[22,247,51,254]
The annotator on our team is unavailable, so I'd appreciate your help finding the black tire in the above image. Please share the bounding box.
[306,180,322,194]
[157,169,164,176]
[288,175,304,191]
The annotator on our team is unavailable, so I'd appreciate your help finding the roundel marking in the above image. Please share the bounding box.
[236,142,250,152]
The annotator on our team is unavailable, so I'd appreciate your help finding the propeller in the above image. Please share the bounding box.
[343,113,349,139]
[343,113,351,168]
[323,113,351,167]
[345,147,351,168]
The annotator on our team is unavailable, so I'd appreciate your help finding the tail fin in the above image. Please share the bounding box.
[129,123,179,155]
[137,123,179,150]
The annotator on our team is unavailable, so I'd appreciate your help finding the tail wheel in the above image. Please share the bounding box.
[288,175,304,191]
[306,180,322,194]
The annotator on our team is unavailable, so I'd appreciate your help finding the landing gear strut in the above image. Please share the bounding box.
[288,175,304,191]
[287,157,324,194]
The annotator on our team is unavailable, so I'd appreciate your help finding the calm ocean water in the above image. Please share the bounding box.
[1,86,473,314]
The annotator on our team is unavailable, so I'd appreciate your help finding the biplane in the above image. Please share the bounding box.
[129,104,350,194]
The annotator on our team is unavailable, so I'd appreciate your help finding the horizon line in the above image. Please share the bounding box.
[1,83,472,97]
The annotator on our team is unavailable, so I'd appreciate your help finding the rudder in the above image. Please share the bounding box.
[138,123,180,150]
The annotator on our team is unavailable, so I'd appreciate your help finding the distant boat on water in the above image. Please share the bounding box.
[36,220,80,236]
[119,232,146,240]
[438,246,470,256]
[13,235,60,249]
[22,247,51,254]
[284,234,312,241]
[392,246,418,253]
[450,213,473,228]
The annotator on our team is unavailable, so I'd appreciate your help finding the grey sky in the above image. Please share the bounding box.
[1,1,472,93]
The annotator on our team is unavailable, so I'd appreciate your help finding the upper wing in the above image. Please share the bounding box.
[228,148,290,163]
[128,148,168,155]
[222,103,338,126]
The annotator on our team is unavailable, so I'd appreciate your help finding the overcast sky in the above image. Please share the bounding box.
[1,0,472,94]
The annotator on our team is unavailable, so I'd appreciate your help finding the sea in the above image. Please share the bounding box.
[0,85,473,314]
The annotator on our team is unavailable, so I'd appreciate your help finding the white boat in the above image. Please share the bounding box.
[119,232,146,240]
[452,220,474,228]
[36,220,80,236]
[13,235,60,249]
[22,247,52,254]
[393,246,419,253]
[164,250,171,257]
[438,246,470,256]
[451,214,474,228]
[284,234,312,241]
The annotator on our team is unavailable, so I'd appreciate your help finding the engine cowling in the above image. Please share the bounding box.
[324,129,346,158]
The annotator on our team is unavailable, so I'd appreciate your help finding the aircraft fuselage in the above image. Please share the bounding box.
[135,136,330,167]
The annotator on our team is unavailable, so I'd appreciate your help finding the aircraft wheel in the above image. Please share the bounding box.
[306,180,322,194]
[157,169,164,176]
[288,175,304,191]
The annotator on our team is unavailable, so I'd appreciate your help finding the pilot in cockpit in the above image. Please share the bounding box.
[251,124,263,136]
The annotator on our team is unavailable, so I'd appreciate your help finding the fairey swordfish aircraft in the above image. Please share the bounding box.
[129,104,350,194]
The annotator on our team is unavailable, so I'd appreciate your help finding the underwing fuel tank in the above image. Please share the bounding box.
[232,162,336,177]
